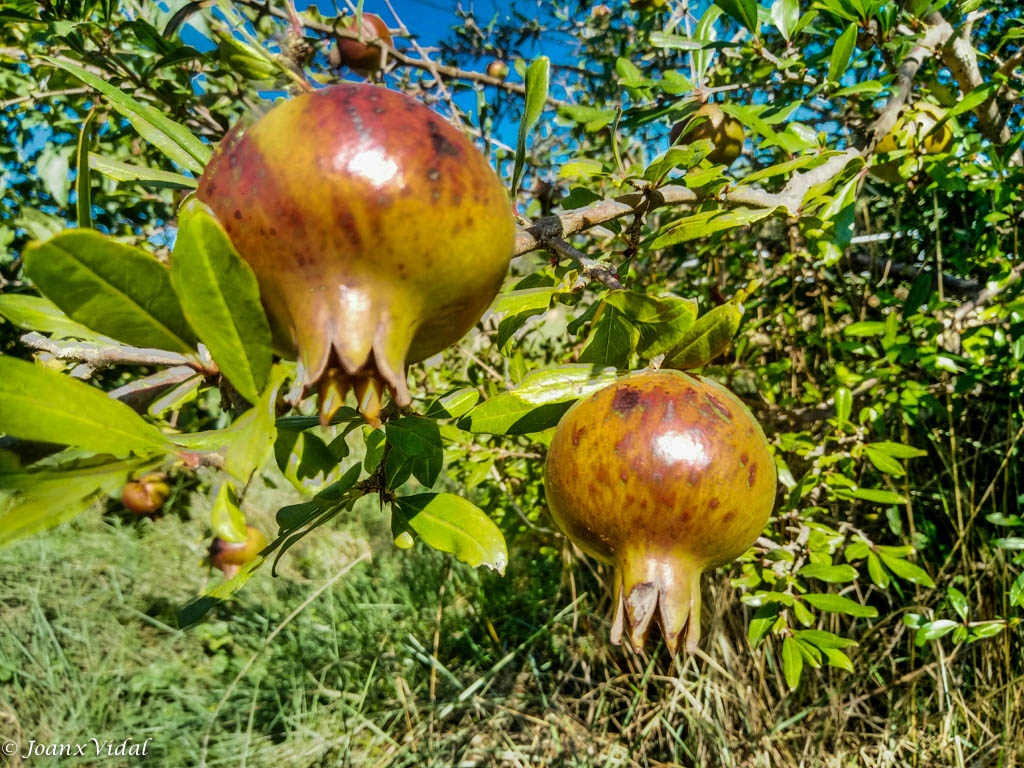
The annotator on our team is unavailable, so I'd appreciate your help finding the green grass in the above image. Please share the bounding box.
[1,488,1022,767]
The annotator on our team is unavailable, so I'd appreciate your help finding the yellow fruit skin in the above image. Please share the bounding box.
[196,84,514,424]
[544,370,776,653]
[871,102,952,181]
[670,104,744,166]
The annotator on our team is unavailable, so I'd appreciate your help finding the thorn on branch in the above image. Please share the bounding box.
[530,216,623,291]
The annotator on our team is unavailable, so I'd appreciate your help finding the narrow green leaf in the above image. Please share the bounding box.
[0,357,172,457]
[424,389,480,420]
[868,441,927,459]
[834,486,906,505]
[947,586,969,622]
[0,294,108,340]
[210,481,247,542]
[866,551,890,588]
[828,24,858,85]
[715,0,759,32]
[394,493,508,574]
[458,395,572,436]
[834,386,852,428]
[75,109,97,228]
[0,458,147,547]
[41,56,210,173]
[821,647,854,671]
[864,444,906,477]
[89,153,198,189]
[170,200,273,404]
[803,593,878,618]
[662,302,742,369]
[792,629,857,649]
[781,635,803,690]
[843,320,886,337]
[511,364,620,405]
[511,55,550,198]
[224,364,288,482]
[651,207,779,249]
[24,230,197,353]
[878,552,935,586]
[797,563,858,583]
[747,604,780,647]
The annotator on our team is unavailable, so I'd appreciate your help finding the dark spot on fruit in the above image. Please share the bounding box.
[708,498,720,509]
[705,394,733,421]
[619,469,629,483]
[740,453,749,466]
[572,425,586,447]
[683,388,698,406]
[269,227,277,236]
[427,121,461,159]
[233,210,242,220]
[612,387,641,414]
[748,463,757,487]
[722,512,735,524]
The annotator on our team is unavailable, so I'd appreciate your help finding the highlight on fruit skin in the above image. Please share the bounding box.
[543,370,777,654]
[670,103,745,167]
[195,84,515,426]
[209,525,268,579]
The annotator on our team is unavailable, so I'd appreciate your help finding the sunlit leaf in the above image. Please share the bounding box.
[394,493,507,574]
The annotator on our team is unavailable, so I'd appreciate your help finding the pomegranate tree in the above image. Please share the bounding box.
[544,370,776,653]
[195,84,514,425]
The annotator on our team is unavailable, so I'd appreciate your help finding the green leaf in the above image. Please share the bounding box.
[75,109,97,228]
[579,306,636,368]
[0,357,172,457]
[651,207,779,249]
[867,441,927,459]
[993,537,1024,550]
[662,302,743,369]
[603,291,698,357]
[458,395,572,436]
[41,56,210,173]
[792,629,857,649]
[512,364,620,405]
[424,389,480,420]
[89,153,198,189]
[802,593,878,618]
[170,200,273,404]
[827,24,858,85]
[821,647,854,671]
[393,493,507,574]
[781,635,803,690]
[915,619,958,645]
[863,444,906,477]
[797,563,858,583]
[210,481,247,543]
[223,365,287,482]
[947,586,969,622]
[275,430,339,493]
[834,385,852,428]
[511,56,550,198]
[0,458,147,547]
[834,486,906,505]
[866,551,890,588]
[844,320,886,337]
[878,552,935,586]
[386,416,444,489]
[715,0,759,32]
[771,0,799,39]
[24,230,197,353]
[0,294,108,340]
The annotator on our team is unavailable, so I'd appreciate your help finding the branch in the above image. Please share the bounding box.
[513,151,861,258]
[20,332,216,373]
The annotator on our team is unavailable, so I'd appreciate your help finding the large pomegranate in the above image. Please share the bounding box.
[195,84,514,425]
[544,370,776,654]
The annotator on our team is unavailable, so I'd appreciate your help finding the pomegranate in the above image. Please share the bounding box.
[209,525,268,579]
[670,103,744,166]
[330,13,392,76]
[544,370,776,653]
[195,84,514,425]
[121,474,171,515]
[486,59,509,81]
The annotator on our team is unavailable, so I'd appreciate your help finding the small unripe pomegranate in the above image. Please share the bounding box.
[330,13,391,77]
[670,103,745,166]
[544,371,776,653]
[196,84,514,425]
[209,525,268,579]
[486,59,509,81]
[122,474,171,515]
[871,101,952,182]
